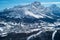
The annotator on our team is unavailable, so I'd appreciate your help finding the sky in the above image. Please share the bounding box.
[0,0,60,10]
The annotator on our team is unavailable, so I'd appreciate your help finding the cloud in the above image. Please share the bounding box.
[41,2,60,4]
[20,2,60,5]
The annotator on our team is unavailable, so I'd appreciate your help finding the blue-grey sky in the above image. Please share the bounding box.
[0,0,60,10]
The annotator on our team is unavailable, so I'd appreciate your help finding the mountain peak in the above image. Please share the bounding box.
[33,1,41,4]
[32,1,41,7]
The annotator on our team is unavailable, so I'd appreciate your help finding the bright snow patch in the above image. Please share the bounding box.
[25,10,43,18]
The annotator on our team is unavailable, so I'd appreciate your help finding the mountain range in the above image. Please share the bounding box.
[0,1,60,40]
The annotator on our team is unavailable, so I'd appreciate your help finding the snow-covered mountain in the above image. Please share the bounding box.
[0,1,60,39]
[0,1,59,23]
[0,1,52,19]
